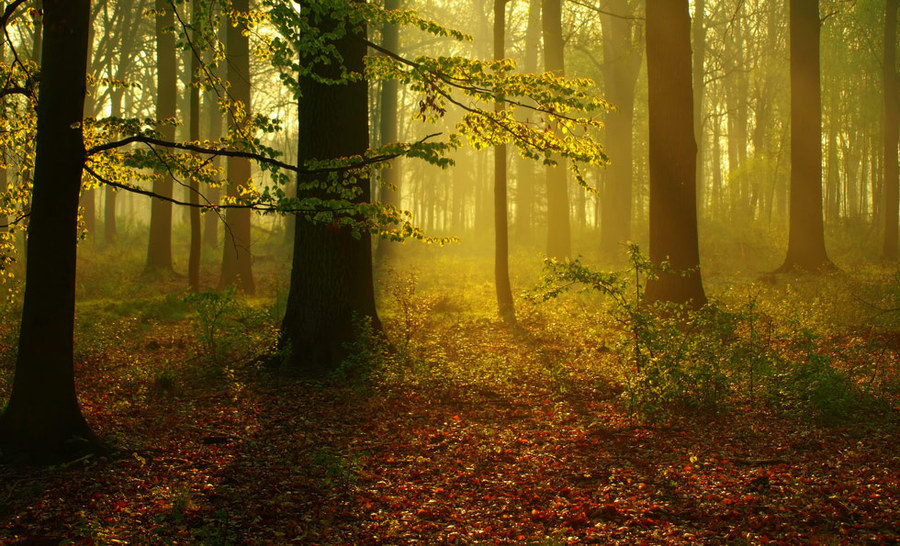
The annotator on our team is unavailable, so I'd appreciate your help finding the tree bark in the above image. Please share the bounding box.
[188,0,202,290]
[884,0,899,260]
[279,1,381,375]
[542,0,570,259]
[643,0,707,308]
[494,0,515,323]
[600,0,641,261]
[219,0,255,293]
[147,0,176,272]
[374,0,402,265]
[778,0,831,272]
[692,0,707,219]
[0,0,103,464]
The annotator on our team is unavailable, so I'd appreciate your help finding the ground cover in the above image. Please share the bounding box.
[0,242,898,544]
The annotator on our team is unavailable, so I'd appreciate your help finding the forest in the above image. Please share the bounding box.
[0,0,898,542]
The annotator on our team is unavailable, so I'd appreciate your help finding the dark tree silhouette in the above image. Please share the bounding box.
[643,0,707,307]
[778,0,831,272]
[0,0,103,463]
[279,1,381,374]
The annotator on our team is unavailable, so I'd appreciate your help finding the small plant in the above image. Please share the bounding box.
[334,314,390,386]
[309,446,363,489]
[185,289,277,366]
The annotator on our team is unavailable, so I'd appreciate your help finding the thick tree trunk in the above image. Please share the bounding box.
[279,1,380,375]
[779,0,831,272]
[600,0,641,261]
[0,0,103,464]
[644,0,707,307]
[884,0,899,260]
[219,0,255,293]
[494,0,515,323]
[147,0,176,271]
[542,0,570,259]
[374,0,402,265]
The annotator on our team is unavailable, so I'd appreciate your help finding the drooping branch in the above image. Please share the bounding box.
[85,132,442,175]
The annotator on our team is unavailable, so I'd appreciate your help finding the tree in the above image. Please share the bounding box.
[278,0,380,374]
[884,0,898,260]
[778,0,831,272]
[599,0,642,260]
[188,0,202,290]
[514,0,540,245]
[494,0,515,323]
[542,0,570,259]
[219,0,255,293]
[147,0,177,272]
[643,0,706,307]
[0,0,103,463]
[374,0,402,265]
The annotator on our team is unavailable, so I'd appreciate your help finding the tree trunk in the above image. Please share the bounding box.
[884,0,899,260]
[219,0,255,293]
[643,0,707,307]
[279,1,380,375]
[779,0,831,271]
[147,0,176,272]
[600,0,641,261]
[542,0,570,259]
[0,0,103,464]
[105,88,123,246]
[494,0,515,323]
[375,0,402,265]
[514,0,541,245]
[692,0,707,219]
[188,0,202,290]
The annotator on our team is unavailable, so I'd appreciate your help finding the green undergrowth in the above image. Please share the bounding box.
[353,247,900,428]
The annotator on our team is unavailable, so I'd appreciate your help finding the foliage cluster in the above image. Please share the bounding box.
[528,248,898,424]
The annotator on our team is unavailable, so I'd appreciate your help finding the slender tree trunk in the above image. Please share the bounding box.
[188,0,202,290]
[644,0,706,307]
[542,0,570,259]
[105,89,123,245]
[0,5,7,234]
[203,16,224,250]
[0,0,103,464]
[219,0,255,293]
[81,19,96,241]
[600,0,641,261]
[147,0,176,271]
[884,0,899,260]
[515,0,541,245]
[779,0,831,271]
[375,0,402,264]
[279,1,380,375]
[692,0,707,219]
[494,0,515,323]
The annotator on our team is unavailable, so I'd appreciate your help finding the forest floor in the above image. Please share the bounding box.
[1,237,899,544]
